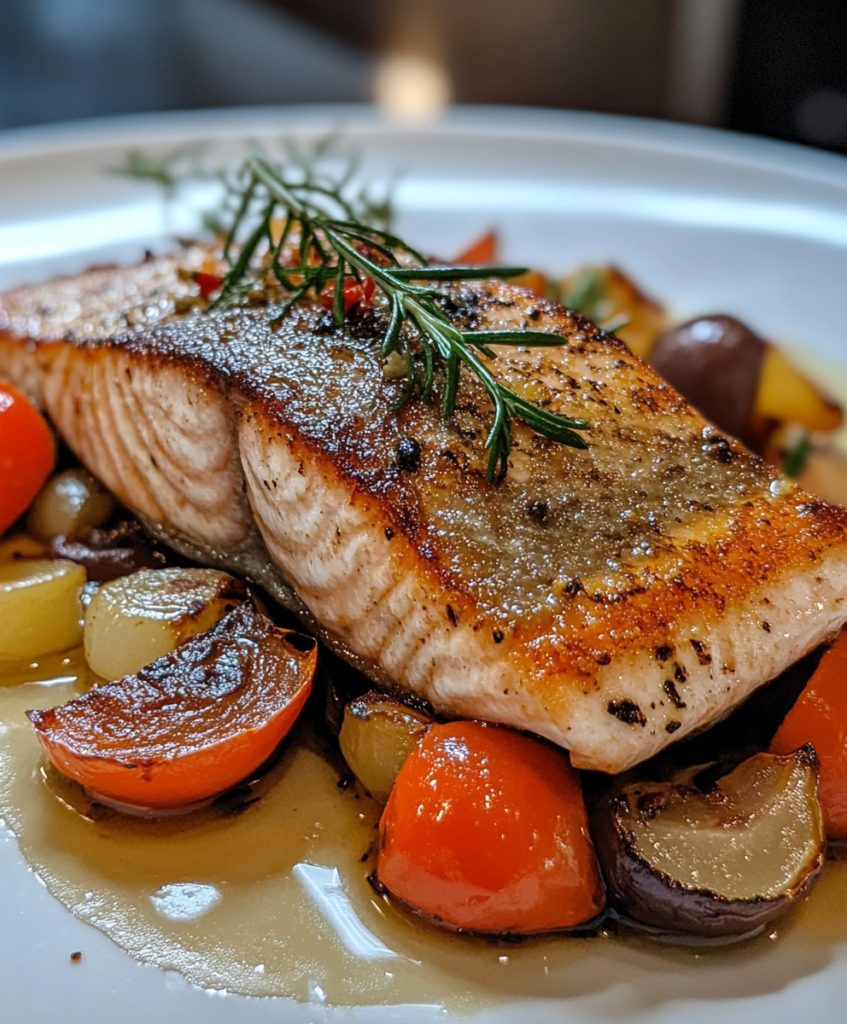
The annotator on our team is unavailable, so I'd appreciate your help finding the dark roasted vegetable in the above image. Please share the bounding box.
[592,747,825,940]
[651,315,842,449]
[48,518,168,582]
[650,315,766,445]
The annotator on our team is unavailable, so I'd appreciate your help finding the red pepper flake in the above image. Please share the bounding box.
[195,271,223,299]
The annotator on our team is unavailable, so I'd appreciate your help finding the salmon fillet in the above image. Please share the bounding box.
[2,257,847,773]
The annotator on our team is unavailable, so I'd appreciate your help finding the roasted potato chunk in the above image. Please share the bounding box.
[0,532,48,564]
[754,345,843,434]
[562,265,666,359]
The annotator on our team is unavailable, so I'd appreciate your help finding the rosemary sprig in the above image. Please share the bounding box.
[215,155,591,483]
[110,145,209,192]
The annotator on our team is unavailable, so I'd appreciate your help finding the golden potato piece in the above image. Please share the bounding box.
[562,265,666,360]
[0,558,86,663]
[0,532,49,565]
[754,346,843,434]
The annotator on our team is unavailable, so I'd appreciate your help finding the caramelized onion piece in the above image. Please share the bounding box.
[592,748,825,940]
[26,468,116,543]
[27,605,317,810]
[50,518,167,583]
[339,691,433,802]
[84,568,247,682]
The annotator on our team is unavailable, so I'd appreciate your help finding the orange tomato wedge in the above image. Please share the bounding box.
[510,269,548,298]
[454,229,498,266]
[27,605,316,809]
[376,721,605,933]
[0,381,56,536]
[771,629,847,840]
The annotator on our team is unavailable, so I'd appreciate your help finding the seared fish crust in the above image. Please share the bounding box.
[2,258,847,772]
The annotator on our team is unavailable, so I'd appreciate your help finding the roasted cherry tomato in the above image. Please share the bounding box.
[320,275,375,314]
[376,721,605,934]
[771,629,847,840]
[195,271,223,298]
[0,381,56,536]
[454,229,498,266]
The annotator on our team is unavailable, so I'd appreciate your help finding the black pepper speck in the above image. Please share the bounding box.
[396,437,421,473]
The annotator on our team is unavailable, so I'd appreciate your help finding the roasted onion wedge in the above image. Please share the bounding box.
[339,691,433,802]
[84,567,247,681]
[592,748,825,940]
[27,605,316,810]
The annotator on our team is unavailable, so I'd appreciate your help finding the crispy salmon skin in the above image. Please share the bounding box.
[2,258,847,773]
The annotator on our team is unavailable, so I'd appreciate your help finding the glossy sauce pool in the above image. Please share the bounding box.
[1,651,845,1012]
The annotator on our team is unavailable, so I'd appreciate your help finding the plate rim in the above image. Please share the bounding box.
[0,103,846,191]
[1,102,846,1024]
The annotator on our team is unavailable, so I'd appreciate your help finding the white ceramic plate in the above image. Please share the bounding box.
[1,105,847,1024]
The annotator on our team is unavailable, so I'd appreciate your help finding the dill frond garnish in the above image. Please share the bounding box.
[213,155,590,483]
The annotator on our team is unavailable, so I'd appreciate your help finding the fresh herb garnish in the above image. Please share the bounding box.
[783,430,812,478]
[562,266,630,335]
[111,146,209,192]
[114,144,591,483]
[212,155,590,483]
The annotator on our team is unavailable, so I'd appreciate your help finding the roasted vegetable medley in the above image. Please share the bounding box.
[1,245,846,945]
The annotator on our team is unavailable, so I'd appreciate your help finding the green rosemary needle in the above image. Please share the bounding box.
[782,430,812,479]
[214,155,591,484]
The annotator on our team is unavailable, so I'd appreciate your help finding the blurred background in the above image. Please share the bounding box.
[0,0,846,153]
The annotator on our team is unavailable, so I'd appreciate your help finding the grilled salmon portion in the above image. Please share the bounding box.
[2,259,847,773]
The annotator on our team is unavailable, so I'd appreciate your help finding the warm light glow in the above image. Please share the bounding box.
[374,54,450,124]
